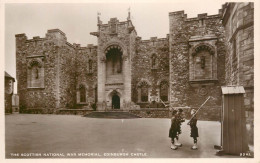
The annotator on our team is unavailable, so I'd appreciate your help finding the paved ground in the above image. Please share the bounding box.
[5,114,240,158]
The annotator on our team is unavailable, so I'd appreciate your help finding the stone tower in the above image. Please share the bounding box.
[91,13,137,110]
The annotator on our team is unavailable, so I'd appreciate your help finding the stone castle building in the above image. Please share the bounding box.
[221,2,254,145]
[16,3,254,122]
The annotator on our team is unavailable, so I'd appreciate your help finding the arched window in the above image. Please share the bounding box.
[79,85,86,102]
[140,81,149,102]
[160,81,168,102]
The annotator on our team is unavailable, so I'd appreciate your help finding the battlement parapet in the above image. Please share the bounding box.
[140,36,168,43]
[169,10,220,22]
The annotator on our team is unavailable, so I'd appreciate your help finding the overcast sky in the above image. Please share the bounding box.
[4,1,225,93]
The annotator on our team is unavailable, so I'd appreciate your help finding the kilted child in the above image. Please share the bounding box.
[175,108,185,147]
[188,109,199,150]
[169,109,178,150]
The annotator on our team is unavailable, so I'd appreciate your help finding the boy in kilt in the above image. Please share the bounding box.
[169,109,178,150]
[175,108,185,147]
[188,109,199,150]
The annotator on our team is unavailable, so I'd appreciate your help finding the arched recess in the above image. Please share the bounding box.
[137,79,152,102]
[101,41,128,61]
[189,43,217,80]
[105,45,123,76]
[27,58,44,88]
[191,43,215,56]
[76,83,88,104]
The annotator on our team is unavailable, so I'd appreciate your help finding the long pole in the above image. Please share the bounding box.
[160,98,169,108]
[187,96,211,125]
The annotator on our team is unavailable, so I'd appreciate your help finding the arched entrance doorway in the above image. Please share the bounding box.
[112,94,120,109]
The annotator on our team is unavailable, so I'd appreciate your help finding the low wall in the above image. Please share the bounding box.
[129,106,221,121]
[56,109,94,115]
[19,108,56,114]
[129,108,170,118]
[18,106,221,121]
[19,108,94,115]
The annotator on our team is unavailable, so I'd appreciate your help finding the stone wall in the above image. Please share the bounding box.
[168,11,226,119]
[132,37,169,106]
[16,29,79,112]
[16,33,58,112]
[75,44,98,107]
[56,109,93,115]
[221,2,254,145]
[58,43,77,108]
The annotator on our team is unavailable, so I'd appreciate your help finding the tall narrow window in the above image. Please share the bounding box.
[151,54,157,69]
[140,82,149,102]
[89,59,93,73]
[79,85,86,103]
[232,39,237,61]
[160,81,168,102]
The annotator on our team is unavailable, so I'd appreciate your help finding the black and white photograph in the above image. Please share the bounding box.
[1,0,259,162]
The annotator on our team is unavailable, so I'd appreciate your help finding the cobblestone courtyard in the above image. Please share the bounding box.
[5,114,240,158]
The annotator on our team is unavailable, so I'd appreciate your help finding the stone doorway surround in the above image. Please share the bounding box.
[112,94,120,109]
[106,89,122,110]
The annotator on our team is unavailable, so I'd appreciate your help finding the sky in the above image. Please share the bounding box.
[4,1,226,93]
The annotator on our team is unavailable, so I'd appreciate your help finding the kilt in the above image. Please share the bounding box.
[169,117,178,138]
[190,126,199,138]
[169,127,178,138]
